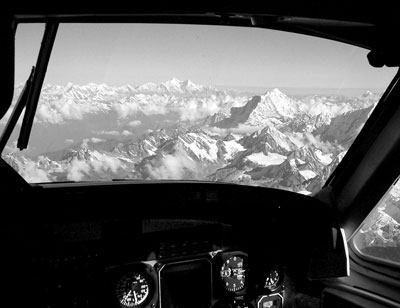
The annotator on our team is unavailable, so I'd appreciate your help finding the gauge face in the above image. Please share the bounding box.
[264,270,281,290]
[220,255,246,292]
[116,273,149,307]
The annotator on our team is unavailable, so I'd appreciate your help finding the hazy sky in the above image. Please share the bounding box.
[15,23,397,90]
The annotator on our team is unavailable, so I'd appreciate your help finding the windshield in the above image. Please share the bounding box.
[0,23,397,194]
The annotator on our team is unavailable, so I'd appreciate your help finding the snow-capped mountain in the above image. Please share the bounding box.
[298,92,378,114]
[208,89,378,130]
[135,78,215,95]
[315,105,375,146]
[281,111,333,134]
[240,126,299,155]
[131,128,245,180]
[111,129,170,162]
[10,79,244,127]
[2,82,383,193]
[208,89,298,128]
[38,78,220,100]
[159,78,207,93]
[247,88,299,122]
[3,79,250,156]
[4,84,395,253]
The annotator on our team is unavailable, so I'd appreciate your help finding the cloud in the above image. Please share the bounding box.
[65,139,74,144]
[298,98,353,117]
[145,148,200,180]
[202,124,262,139]
[114,96,236,122]
[113,102,140,118]
[90,152,123,173]
[122,130,132,136]
[230,124,262,135]
[178,98,222,121]
[304,133,342,153]
[4,141,19,153]
[129,120,142,127]
[3,153,50,182]
[25,89,244,125]
[36,103,64,124]
[58,100,86,120]
[67,158,90,181]
[114,96,232,121]
[94,130,133,136]
[289,132,345,153]
[95,130,121,136]
[113,96,168,118]
[81,139,90,148]
[231,98,248,108]
[66,152,124,181]
[141,102,168,116]
[90,137,105,143]
[35,100,102,124]
[201,126,229,137]
[18,161,51,183]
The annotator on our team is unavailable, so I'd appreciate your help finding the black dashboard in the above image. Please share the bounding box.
[3,181,333,308]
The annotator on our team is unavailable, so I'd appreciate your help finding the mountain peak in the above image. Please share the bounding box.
[362,90,374,97]
[137,82,157,91]
[170,77,181,82]
[164,77,182,86]
[65,82,78,90]
[249,88,298,121]
[269,88,284,95]
[182,79,194,86]
[262,88,285,96]
[161,78,205,93]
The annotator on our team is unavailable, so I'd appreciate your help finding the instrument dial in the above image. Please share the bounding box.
[220,255,246,292]
[264,269,282,291]
[116,273,149,307]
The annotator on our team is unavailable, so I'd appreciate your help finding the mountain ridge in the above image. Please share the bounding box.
[2,83,383,195]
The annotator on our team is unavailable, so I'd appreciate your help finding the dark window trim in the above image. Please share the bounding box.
[347,236,400,286]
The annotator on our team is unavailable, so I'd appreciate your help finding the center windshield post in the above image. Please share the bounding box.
[17,22,58,150]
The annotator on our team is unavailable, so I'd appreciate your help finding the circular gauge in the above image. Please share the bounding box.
[264,269,282,291]
[220,255,246,292]
[116,273,149,307]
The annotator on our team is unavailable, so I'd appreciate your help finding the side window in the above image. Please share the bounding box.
[353,178,400,265]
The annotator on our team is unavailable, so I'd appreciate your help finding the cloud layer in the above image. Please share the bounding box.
[66,152,125,181]
[144,148,203,180]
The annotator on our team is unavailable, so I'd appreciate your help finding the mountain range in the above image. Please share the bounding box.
[4,79,398,253]
[2,78,382,195]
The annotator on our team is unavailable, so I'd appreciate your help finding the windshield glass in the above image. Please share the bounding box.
[1,23,397,194]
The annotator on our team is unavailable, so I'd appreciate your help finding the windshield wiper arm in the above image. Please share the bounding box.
[0,67,35,154]
[17,22,58,150]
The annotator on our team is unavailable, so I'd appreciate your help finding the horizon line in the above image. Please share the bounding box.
[13,79,386,96]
